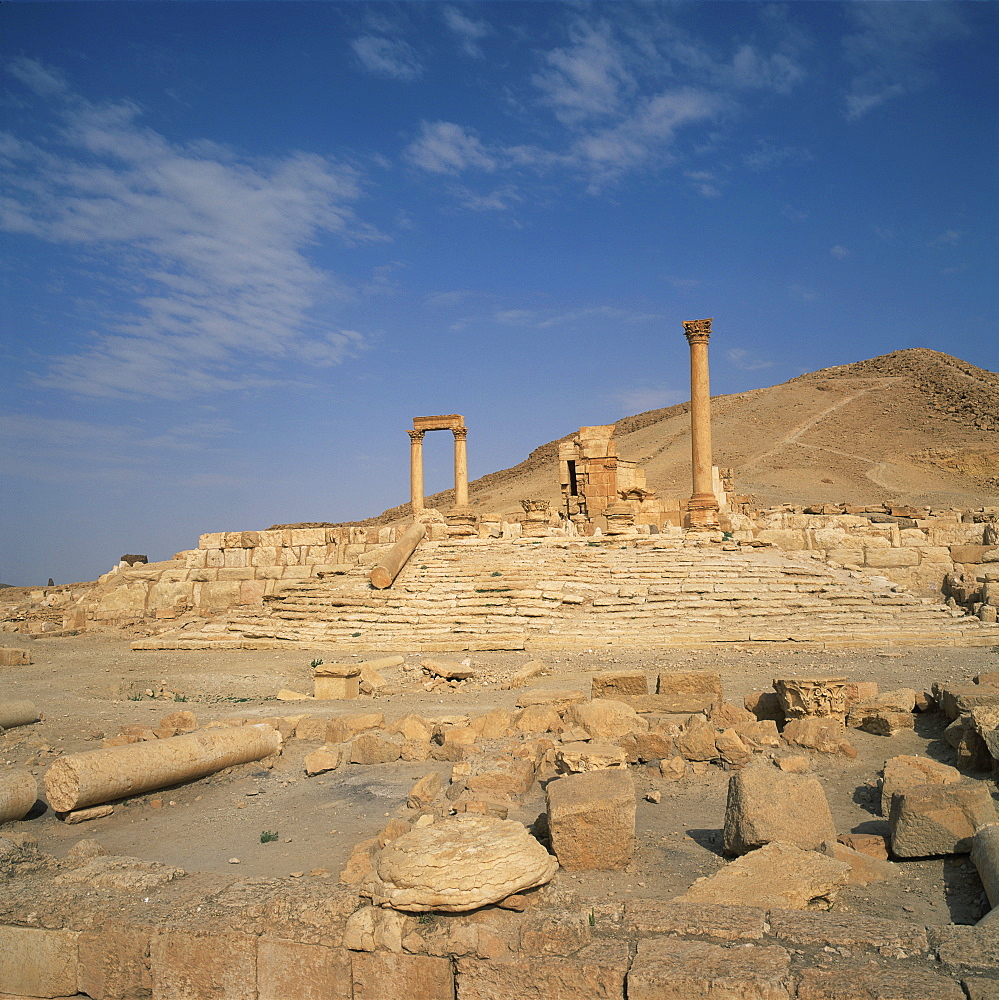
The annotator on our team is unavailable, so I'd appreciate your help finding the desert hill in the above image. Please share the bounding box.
[292,349,998,530]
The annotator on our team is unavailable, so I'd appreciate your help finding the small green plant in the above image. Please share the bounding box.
[352,632,362,637]
[490,571,502,577]
[127,691,143,701]
[310,658,324,669]
[588,909,596,927]
[260,830,279,844]
[173,693,187,702]
[418,913,432,924]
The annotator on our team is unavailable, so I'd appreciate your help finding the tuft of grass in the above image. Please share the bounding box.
[260,830,279,844]
[173,693,187,702]
[127,692,143,701]
[588,909,595,927]
[310,658,324,669]
[490,571,502,577]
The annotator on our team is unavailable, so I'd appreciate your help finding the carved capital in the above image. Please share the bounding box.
[407,429,426,443]
[453,426,468,442]
[682,317,713,345]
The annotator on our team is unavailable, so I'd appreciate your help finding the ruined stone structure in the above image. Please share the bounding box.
[558,425,667,529]
[408,414,468,517]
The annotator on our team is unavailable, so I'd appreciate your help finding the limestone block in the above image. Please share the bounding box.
[507,659,545,688]
[422,658,475,680]
[327,713,384,743]
[465,760,536,800]
[546,768,636,870]
[625,900,767,941]
[677,716,718,762]
[837,833,889,859]
[389,713,434,741]
[469,707,514,738]
[455,941,630,1000]
[709,700,756,727]
[363,815,557,912]
[795,961,966,999]
[555,741,627,773]
[889,781,998,857]
[865,547,920,568]
[0,926,79,998]
[881,755,961,816]
[199,531,223,549]
[843,681,879,709]
[656,670,723,712]
[628,938,792,1000]
[351,952,454,1000]
[591,670,648,698]
[757,528,808,550]
[193,580,241,608]
[941,683,999,720]
[515,689,586,711]
[714,728,751,767]
[350,732,403,765]
[406,771,442,810]
[150,928,257,1000]
[617,730,678,763]
[78,922,152,1000]
[774,676,848,720]
[674,841,850,909]
[304,745,343,776]
[782,717,856,757]
[733,720,782,750]
[290,528,327,546]
[819,840,899,885]
[563,699,647,741]
[513,704,562,733]
[294,717,329,741]
[314,675,360,700]
[660,756,687,780]
[850,709,915,737]
[723,764,837,855]
[768,908,926,953]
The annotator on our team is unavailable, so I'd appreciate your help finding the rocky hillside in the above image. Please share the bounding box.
[283,349,997,529]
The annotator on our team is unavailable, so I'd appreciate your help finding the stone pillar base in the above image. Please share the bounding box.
[445,506,478,537]
[684,494,720,528]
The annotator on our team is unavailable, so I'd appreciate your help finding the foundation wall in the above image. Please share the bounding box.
[0,887,994,999]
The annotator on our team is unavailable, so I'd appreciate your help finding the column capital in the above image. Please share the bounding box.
[682,317,713,345]
[407,429,426,442]
[452,426,468,441]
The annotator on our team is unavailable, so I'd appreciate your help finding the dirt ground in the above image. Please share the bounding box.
[3,631,999,925]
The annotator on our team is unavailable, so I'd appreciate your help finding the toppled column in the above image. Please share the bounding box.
[0,700,39,732]
[0,770,37,823]
[972,823,999,913]
[370,522,427,590]
[44,725,282,813]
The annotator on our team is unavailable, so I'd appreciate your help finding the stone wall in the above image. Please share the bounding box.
[85,525,403,625]
[733,509,996,599]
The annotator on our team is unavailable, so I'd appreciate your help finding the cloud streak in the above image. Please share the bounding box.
[1,60,378,399]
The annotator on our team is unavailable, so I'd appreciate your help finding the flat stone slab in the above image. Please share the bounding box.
[673,841,850,910]
[795,960,966,999]
[628,938,792,1000]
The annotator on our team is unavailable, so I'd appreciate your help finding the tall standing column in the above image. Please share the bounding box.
[408,429,425,518]
[682,318,720,528]
[453,426,469,507]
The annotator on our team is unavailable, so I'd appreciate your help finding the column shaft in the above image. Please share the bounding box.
[408,430,425,517]
[453,427,469,507]
[682,318,720,527]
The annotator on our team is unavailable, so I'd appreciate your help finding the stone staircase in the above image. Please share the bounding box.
[135,537,999,652]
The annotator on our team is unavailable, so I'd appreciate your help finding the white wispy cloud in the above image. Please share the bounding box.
[842,4,969,120]
[929,229,962,247]
[615,386,688,413]
[725,348,774,372]
[441,6,492,59]
[830,245,849,259]
[351,36,423,82]
[404,121,497,174]
[685,169,722,199]
[1,60,377,399]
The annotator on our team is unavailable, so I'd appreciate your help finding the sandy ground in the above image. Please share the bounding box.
[2,632,999,925]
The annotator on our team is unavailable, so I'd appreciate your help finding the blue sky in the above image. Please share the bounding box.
[1,1,996,586]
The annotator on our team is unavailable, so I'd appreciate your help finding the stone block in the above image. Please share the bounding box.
[769,909,924,952]
[78,922,152,1000]
[513,705,562,733]
[795,961,965,999]
[941,684,999,720]
[889,781,998,857]
[864,547,919,568]
[546,768,635,870]
[304,744,343,776]
[849,708,914,737]
[149,928,256,1000]
[515,689,586,711]
[616,730,676,764]
[0,926,79,998]
[723,764,837,855]
[773,676,848,721]
[627,938,791,1000]
[555,741,627,773]
[314,675,360,700]
[351,950,454,1000]
[782,717,856,756]
[590,670,648,698]
[677,715,719,762]
[881,755,961,816]
[257,938,351,1000]
[674,841,850,910]
[326,713,384,743]
[932,924,999,972]
[562,699,647,741]
[745,691,784,722]
[455,941,629,1000]
[656,670,723,712]
[625,900,766,941]
[0,647,31,666]
[963,977,999,1000]
[819,840,899,885]
[350,732,403,765]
